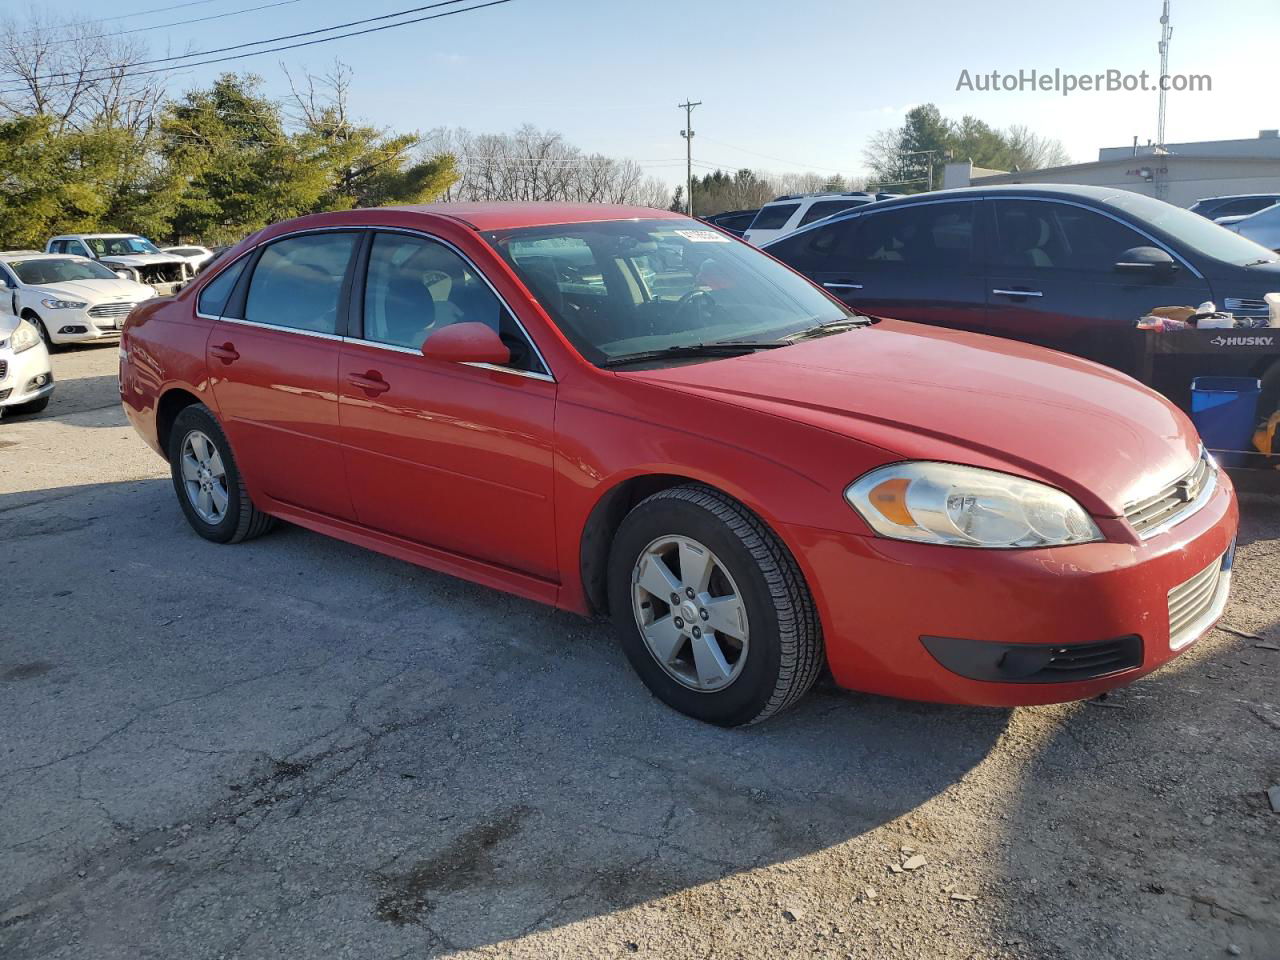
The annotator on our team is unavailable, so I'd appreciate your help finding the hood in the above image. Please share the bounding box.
[626,321,1198,516]
[98,253,187,267]
[0,313,18,339]
[32,279,154,302]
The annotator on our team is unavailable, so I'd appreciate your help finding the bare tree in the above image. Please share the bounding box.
[1005,124,1071,170]
[0,7,168,134]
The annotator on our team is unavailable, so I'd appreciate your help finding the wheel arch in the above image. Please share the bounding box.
[577,471,808,618]
[155,387,205,462]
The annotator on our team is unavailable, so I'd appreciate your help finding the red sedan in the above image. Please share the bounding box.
[119,203,1238,725]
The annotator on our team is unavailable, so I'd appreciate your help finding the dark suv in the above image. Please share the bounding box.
[764,184,1280,379]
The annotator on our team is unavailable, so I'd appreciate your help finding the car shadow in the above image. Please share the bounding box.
[0,477,1008,958]
[983,502,1280,957]
[1,373,125,429]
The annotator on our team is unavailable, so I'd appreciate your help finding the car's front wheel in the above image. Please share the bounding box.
[608,484,824,726]
[168,404,275,543]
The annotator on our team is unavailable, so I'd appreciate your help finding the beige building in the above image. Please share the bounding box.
[942,130,1280,208]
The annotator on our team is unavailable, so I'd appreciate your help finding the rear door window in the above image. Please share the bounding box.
[748,203,800,231]
[243,232,358,335]
[847,203,978,269]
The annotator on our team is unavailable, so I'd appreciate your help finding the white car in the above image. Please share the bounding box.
[162,245,215,270]
[1,252,156,347]
[741,193,878,246]
[46,233,194,296]
[0,312,53,418]
[1219,203,1280,253]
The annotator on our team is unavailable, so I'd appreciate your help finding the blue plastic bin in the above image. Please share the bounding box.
[1190,376,1261,466]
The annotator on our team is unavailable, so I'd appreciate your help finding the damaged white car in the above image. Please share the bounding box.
[45,233,194,296]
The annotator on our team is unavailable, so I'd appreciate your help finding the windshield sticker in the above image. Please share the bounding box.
[675,229,731,244]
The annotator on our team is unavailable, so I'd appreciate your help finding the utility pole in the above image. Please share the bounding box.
[1156,0,1172,148]
[679,99,701,216]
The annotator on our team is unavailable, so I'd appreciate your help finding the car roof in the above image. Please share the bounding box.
[2,251,80,261]
[51,233,140,240]
[384,202,686,231]
[1194,193,1280,203]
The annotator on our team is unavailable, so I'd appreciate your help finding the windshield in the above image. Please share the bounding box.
[85,236,163,257]
[1102,193,1280,265]
[485,218,849,364]
[10,258,121,285]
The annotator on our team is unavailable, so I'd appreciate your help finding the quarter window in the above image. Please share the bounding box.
[362,232,543,373]
[244,233,358,335]
[798,199,868,226]
[197,257,247,317]
[748,203,800,231]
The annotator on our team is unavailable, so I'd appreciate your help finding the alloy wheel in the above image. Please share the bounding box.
[180,429,229,525]
[631,535,750,692]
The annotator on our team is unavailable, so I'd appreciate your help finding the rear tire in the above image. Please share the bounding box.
[168,404,275,544]
[607,484,824,726]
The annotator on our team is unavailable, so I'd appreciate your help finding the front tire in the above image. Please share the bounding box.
[25,313,57,352]
[607,485,824,726]
[168,404,275,544]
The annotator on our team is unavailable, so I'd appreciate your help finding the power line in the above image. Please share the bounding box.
[0,0,514,93]
[1,0,479,87]
[696,135,847,174]
[37,0,309,48]
[8,0,232,36]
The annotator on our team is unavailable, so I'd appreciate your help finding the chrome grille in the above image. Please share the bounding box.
[1167,553,1226,649]
[87,302,136,319]
[1124,452,1214,537]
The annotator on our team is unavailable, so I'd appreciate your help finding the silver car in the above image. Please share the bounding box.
[1220,203,1280,253]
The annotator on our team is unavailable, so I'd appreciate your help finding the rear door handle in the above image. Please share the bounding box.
[209,343,239,363]
[823,282,863,290]
[348,371,391,396]
[992,288,1044,298]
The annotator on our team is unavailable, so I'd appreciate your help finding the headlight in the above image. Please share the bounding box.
[41,297,87,310]
[9,319,42,354]
[846,462,1102,548]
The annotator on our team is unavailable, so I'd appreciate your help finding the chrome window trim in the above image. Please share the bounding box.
[199,224,557,381]
[216,315,345,343]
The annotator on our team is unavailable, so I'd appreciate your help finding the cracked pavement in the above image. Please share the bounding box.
[1,345,1278,959]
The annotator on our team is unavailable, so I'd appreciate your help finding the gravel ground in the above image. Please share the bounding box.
[1,345,1277,960]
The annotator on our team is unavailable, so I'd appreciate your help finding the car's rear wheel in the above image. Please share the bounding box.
[607,484,824,725]
[168,404,275,543]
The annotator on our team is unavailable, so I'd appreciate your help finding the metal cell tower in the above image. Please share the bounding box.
[1156,0,1172,148]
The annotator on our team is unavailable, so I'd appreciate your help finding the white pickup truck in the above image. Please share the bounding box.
[46,233,194,296]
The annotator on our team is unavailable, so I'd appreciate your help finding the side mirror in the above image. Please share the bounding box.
[114,270,132,280]
[421,322,510,366]
[1115,246,1178,277]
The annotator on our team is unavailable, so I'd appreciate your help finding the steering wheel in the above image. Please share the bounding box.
[675,289,719,325]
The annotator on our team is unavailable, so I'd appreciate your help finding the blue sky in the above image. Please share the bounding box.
[34,0,1280,186]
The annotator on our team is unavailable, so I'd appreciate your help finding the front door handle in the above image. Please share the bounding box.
[992,288,1044,298]
[823,281,863,290]
[348,371,391,396]
[209,343,239,363]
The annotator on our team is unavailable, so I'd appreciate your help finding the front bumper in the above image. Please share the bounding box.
[0,345,54,408]
[784,469,1239,706]
[47,307,128,344]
